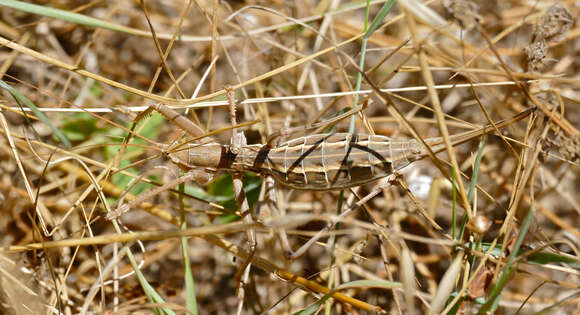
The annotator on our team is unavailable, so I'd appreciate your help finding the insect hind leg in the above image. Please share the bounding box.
[284,176,396,260]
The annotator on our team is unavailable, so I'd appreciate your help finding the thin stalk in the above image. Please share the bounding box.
[477,206,536,314]
[179,179,198,315]
[452,169,457,240]
[325,189,345,315]
[459,135,487,241]
[348,0,397,133]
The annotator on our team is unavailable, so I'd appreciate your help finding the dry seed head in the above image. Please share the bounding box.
[533,4,574,43]
[558,134,580,164]
[524,39,549,72]
[443,0,482,30]
[466,215,492,235]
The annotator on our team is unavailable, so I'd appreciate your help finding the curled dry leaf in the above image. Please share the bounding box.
[467,264,494,300]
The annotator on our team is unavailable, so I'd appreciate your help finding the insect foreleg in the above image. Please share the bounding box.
[224,86,257,301]
[106,169,212,220]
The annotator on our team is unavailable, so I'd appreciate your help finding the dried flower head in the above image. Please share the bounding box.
[443,0,482,30]
[524,39,549,71]
[559,134,580,164]
[533,4,574,43]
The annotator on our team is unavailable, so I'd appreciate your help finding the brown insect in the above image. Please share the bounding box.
[107,97,533,260]
[161,106,532,193]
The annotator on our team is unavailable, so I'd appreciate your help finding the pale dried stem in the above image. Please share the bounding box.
[476,23,578,136]
[286,177,394,260]
[0,111,51,234]
[0,33,362,106]
[404,7,473,219]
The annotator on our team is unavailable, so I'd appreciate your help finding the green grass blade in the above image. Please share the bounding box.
[458,135,486,241]
[467,135,486,204]
[0,80,72,148]
[348,0,396,133]
[125,248,177,315]
[0,0,135,34]
[528,251,580,269]
[179,181,198,314]
[477,206,536,314]
[364,0,397,38]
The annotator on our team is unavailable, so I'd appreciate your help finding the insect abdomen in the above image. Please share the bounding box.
[263,133,414,190]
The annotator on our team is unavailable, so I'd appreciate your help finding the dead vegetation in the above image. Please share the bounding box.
[0,0,578,314]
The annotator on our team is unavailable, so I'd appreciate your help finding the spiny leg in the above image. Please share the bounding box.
[256,105,373,258]
[258,176,294,256]
[107,169,212,220]
[108,103,215,219]
[137,103,206,139]
[285,177,396,260]
[232,172,255,286]
[225,86,257,297]
[128,98,258,278]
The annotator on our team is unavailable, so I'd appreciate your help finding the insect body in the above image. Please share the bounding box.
[108,104,532,222]
[169,133,423,191]
[165,105,535,192]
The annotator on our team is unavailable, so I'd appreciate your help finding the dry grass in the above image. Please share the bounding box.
[0,0,578,314]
